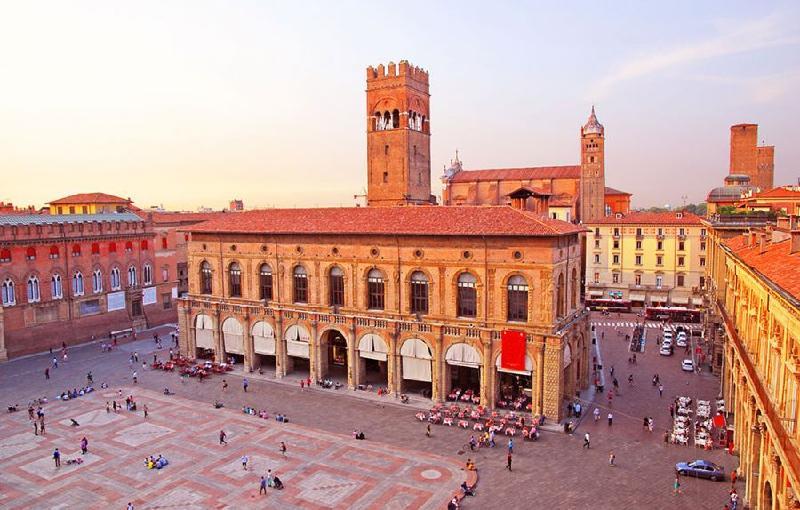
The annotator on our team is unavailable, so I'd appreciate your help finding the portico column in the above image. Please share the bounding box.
[480,340,492,407]
[346,328,356,390]
[213,310,223,363]
[432,329,444,402]
[535,341,545,416]
[275,314,286,378]
[387,327,399,395]
[310,321,319,381]
[243,314,254,372]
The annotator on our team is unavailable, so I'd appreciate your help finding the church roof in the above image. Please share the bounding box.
[48,193,131,205]
[186,206,585,237]
[604,187,631,196]
[448,165,580,183]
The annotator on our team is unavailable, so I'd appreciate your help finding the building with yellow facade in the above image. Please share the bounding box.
[48,193,133,215]
[707,214,800,509]
[584,211,706,308]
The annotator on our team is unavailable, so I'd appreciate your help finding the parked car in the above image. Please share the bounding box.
[681,359,694,372]
[676,334,688,347]
[675,460,725,481]
[659,345,673,356]
[662,338,673,349]
[663,329,673,340]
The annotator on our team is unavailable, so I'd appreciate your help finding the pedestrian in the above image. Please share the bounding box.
[241,455,249,470]
[608,451,615,466]
[52,357,58,368]
[628,374,634,386]
[243,378,249,392]
[609,365,614,377]
[300,379,305,391]
[593,407,600,422]
[607,412,613,426]
[222,379,228,391]
[143,404,149,419]
[279,441,287,456]
[40,418,46,435]
[489,429,496,447]
[33,421,39,435]
[127,503,134,510]
[673,475,681,495]
[583,432,590,449]
[469,435,476,451]
[664,430,670,446]
[45,367,50,380]
[113,400,118,413]
[648,417,654,432]
[506,451,512,471]
[62,352,68,362]
[219,430,228,445]
[426,423,431,438]
[132,371,138,384]
[80,436,88,454]
[260,476,267,495]
[306,377,311,389]
[507,438,513,454]
[669,403,675,418]
[658,384,664,397]
[134,351,139,362]
[267,469,275,487]
[53,448,61,467]
[731,468,738,487]
[612,378,619,392]
[643,416,649,431]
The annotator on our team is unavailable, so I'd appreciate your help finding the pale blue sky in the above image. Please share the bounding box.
[0,1,798,210]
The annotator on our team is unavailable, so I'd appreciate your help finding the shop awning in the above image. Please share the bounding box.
[445,343,482,368]
[495,353,533,376]
[358,333,388,361]
[671,296,690,305]
[588,290,604,297]
[691,297,704,305]
[629,293,645,301]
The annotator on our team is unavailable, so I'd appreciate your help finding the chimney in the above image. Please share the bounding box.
[759,232,768,254]
[791,215,800,254]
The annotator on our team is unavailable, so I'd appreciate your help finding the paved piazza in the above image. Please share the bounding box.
[0,315,743,509]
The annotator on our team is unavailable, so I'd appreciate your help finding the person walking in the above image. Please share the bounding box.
[219,430,228,446]
[260,476,268,495]
[243,378,249,392]
[593,407,600,423]
[506,451,512,471]
[279,441,287,456]
[507,438,514,454]
[300,379,305,391]
[607,412,613,426]
[52,357,58,369]
[241,455,249,470]
[33,421,39,435]
[53,448,61,468]
[583,432,590,449]
[222,379,228,391]
[648,417,654,433]
[132,371,138,384]
[426,423,431,438]
[143,404,149,419]
[45,367,50,380]
[730,468,738,488]
[608,451,616,466]
[489,429,496,447]
[628,374,634,386]
[39,417,46,435]
[658,384,664,397]
[673,475,681,495]
[80,437,88,454]
[468,435,477,451]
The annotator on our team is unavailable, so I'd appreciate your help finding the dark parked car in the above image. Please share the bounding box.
[675,460,725,481]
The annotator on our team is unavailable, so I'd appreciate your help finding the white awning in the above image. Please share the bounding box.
[402,357,432,382]
[691,297,704,305]
[400,338,432,359]
[358,333,388,361]
[285,324,310,358]
[222,318,244,354]
[563,344,572,369]
[495,353,533,376]
[629,293,646,301]
[252,321,275,355]
[195,314,214,349]
[671,296,690,304]
[588,290,604,297]
[445,343,482,368]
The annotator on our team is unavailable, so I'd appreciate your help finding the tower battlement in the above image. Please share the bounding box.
[367,60,429,84]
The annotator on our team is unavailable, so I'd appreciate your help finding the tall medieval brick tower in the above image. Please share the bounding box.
[730,123,774,191]
[579,106,605,222]
[366,60,432,206]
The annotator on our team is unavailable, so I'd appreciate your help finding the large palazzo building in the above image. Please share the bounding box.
[177,60,590,419]
[706,215,800,509]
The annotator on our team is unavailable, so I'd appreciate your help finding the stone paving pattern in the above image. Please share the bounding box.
[0,315,743,509]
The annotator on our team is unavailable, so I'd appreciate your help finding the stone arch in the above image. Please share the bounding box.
[445,342,482,367]
[221,316,244,355]
[358,332,389,361]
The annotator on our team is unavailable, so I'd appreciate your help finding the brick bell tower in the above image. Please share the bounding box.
[366,60,432,206]
[579,106,606,222]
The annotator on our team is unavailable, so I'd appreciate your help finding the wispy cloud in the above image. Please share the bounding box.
[590,14,800,99]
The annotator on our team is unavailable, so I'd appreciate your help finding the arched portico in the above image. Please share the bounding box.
[399,338,433,399]
[356,333,389,388]
[445,342,482,404]
[494,351,534,411]
[285,324,310,376]
[194,314,215,359]
[319,327,350,384]
[221,317,244,364]
[252,321,276,372]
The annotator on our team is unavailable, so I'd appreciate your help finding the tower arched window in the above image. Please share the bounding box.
[259,264,273,300]
[410,271,429,314]
[200,261,212,294]
[26,247,36,261]
[92,269,103,293]
[49,245,59,259]
[127,266,137,287]
[391,109,400,129]
[457,272,477,318]
[91,243,100,255]
[110,267,121,290]
[507,275,528,322]
[228,262,242,297]
[108,242,117,253]
[329,266,344,307]
[27,275,40,303]
[72,271,84,296]
[51,274,63,299]
[1,278,15,306]
[367,268,384,310]
[293,265,308,304]
[383,111,391,131]
[0,248,11,263]
[143,264,152,285]
[125,241,133,252]
[71,244,81,257]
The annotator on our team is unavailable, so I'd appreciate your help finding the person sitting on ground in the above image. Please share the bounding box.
[400,393,409,403]
[448,496,460,510]
[354,430,365,440]
[272,476,284,490]
[70,418,80,427]
[214,401,224,409]
[465,458,476,471]
[461,481,475,496]
[7,404,18,413]
[163,388,172,395]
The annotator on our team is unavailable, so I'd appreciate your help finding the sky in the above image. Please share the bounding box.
[1,1,798,211]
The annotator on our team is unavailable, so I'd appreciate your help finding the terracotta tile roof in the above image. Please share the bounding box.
[604,186,631,196]
[48,193,130,205]
[145,211,230,225]
[742,187,800,200]
[548,194,577,207]
[586,211,704,225]
[724,235,800,301]
[186,206,585,237]
[0,212,143,226]
[449,165,580,183]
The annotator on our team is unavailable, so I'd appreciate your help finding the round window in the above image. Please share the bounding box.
[513,250,522,260]
[370,248,379,257]
[230,245,237,252]
[414,249,423,258]
[462,250,472,259]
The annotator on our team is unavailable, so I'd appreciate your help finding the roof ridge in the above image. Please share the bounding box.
[508,206,560,234]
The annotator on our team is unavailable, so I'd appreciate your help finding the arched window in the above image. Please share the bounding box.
[108,242,117,253]
[127,266,137,287]
[392,109,400,128]
[293,265,308,303]
[1,278,14,306]
[383,111,392,130]
[259,264,273,301]
[457,272,477,318]
[110,267,121,290]
[161,237,168,249]
[91,243,100,255]
[143,263,152,285]
[570,268,578,310]
[27,276,40,303]
[329,266,344,306]
[141,240,149,250]
[557,273,565,317]
[228,262,242,297]
[507,275,528,322]
[367,268,384,310]
[72,271,84,296]
[49,245,59,259]
[51,274,63,299]
[200,261,212,294]
[92,269,103,293]
[26,247,36,261]
[410,271,429,314]
[0,248,11,263]
[71,244,81,257]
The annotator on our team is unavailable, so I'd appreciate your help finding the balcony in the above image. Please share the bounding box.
[656,234,665,240]
[612,233,620,240]
[628,283,672,291]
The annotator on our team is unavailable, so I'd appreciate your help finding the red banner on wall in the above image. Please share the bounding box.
[501,330,526,371]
